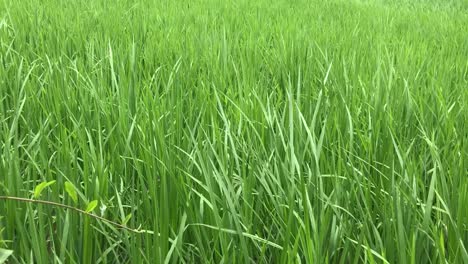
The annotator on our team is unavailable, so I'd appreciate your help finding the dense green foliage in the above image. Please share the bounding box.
[1,0,467,263]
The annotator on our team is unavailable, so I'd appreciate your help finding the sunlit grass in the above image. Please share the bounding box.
[0,0,467,263]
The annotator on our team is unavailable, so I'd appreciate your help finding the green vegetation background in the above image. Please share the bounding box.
[0,0,467,263]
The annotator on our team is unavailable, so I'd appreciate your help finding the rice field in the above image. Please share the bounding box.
[0,0,467,263]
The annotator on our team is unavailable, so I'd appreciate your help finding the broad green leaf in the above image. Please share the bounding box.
[33,180,56,198]
[123,213,132,225]
[0,248,13,263]
[85,200,98,213]
[64,182,78,204]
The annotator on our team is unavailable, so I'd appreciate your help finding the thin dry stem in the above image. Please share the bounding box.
[0,196,147,234]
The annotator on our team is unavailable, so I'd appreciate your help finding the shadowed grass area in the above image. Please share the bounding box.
[0,0,467,263]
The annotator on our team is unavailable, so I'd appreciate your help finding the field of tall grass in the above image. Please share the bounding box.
[0,0,467,263]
